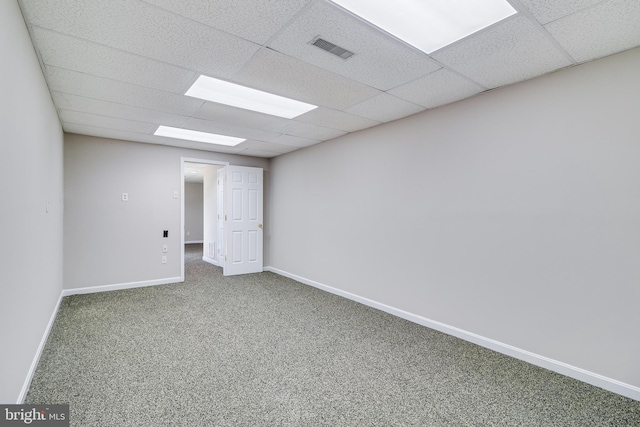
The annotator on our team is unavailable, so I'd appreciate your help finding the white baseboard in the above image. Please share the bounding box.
[18,292,64,403]
[185,240,203,244]
[62,277,183,296]
[264,266,640,402]
[202,256,219,266]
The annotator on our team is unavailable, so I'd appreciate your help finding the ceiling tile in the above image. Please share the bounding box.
[154,139,248,154]
[236,140,299,154]
[295,107,380,132]
[181,117,283,142]
[234,149,280,158]
[234,48,381,110]
[45,66,204,116]
[53,92,190,127]
[278,120,347,141]
[60,110,159,134]
[192,102,291,133]
[519,0,603,25]
[140,0,312,44]
[32,27,195,94]
[431,15,572,89]
[344,93,424,123]
[20,0,260,79]
[64,123,249,154]
[63,123,161,145]
[544,0,640,63]
[268,1,441,90]
[388,69,486,109]
[270,134,321,148]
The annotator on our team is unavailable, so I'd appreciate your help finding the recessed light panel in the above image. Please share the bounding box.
[331,0,517,54]
[185,75,318,119]
[154,125,245,146]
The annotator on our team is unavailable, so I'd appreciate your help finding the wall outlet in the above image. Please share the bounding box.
[121,192,128,202]
[161,256,167,264]
[162,245,168,253]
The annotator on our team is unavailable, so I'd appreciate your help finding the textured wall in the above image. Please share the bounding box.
[0,0,64,403]
[269,48,640,390]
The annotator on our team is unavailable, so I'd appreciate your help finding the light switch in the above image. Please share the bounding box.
[162,245,168,253]
[161,256,167,264]
[173,190,179,199]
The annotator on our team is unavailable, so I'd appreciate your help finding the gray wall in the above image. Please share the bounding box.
[184,182,203,242]
[0,0,64,403]
[64,134,269,290]
[268,47,640,389]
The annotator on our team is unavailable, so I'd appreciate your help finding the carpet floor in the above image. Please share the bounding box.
[26,244,640,426]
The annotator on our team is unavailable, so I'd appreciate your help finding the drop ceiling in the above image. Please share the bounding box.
[18,0,640,158]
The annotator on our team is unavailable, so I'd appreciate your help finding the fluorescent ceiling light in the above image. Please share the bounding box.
[154,126,245,146]
[185,75,317,119]
[331,0,517,54]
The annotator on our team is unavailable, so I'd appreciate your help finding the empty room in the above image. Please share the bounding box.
[1,0,639,425]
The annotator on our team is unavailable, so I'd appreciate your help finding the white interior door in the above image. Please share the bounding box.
[222,166,263,276]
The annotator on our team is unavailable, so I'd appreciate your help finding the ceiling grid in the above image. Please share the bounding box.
[17,0,640,158]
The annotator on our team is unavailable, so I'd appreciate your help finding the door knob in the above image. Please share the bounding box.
[258,224,263,228]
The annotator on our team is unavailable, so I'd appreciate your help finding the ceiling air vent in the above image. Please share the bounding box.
[310,36,354,60]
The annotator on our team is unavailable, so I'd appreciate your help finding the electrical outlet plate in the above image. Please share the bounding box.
[162,245,168,253]
[122,193,128,202]
[161,256,167,264]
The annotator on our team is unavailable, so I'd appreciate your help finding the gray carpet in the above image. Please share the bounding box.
[26,244,640,426]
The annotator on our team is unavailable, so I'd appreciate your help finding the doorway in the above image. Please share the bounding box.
[181,158,228,280]
[181,158,264,278]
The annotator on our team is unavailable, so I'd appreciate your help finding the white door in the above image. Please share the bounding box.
[222,166,263,276]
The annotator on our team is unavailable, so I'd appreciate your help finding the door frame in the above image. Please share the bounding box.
[180,157,228,281]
